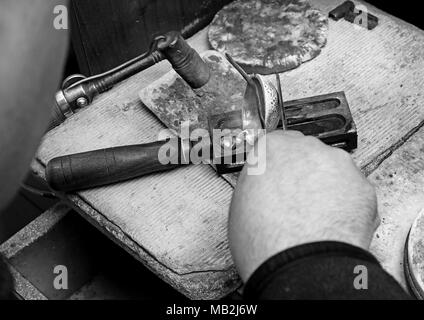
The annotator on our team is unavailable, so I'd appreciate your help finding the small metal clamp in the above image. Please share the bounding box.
[329,1,379,30]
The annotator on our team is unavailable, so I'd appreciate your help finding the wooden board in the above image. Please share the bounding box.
[33,0,424,298]
[368,126,424,289]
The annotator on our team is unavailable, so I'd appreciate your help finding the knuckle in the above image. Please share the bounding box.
[304,135,322,147]
[281,130,305,138]
[264,134,277,150]
[331,146,353,160]
[374,213,381,229]
[266,131,281,139]
[366,181,377,198]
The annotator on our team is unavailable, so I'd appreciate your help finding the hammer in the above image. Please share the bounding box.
[49,31,210,129]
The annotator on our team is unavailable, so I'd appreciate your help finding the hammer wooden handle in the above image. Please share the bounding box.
[46,139,185,192]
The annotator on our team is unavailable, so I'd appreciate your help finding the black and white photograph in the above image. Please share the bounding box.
[0,0,423,310]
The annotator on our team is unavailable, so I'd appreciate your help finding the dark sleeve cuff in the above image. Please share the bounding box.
[244,241,411,300]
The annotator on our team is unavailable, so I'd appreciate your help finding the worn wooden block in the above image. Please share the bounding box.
[33,0,424,298]
[369,127,424,289]
[0,204,70,300]
[34,30,240,299]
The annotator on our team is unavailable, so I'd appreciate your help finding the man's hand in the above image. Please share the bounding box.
[229,131,379,282]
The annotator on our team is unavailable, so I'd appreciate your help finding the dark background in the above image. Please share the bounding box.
[65,0,424,77]
[69,0,233,75]
[368,0,422,29]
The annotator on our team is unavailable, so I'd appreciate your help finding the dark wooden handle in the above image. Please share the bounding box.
[46,139,185,192]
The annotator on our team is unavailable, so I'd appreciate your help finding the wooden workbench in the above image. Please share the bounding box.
[32,0,424,299]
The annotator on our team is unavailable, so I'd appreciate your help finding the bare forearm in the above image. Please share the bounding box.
[0,0,69,208]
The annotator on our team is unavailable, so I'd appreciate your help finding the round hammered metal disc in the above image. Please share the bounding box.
[405,210,424,300]
[208,0,329,75]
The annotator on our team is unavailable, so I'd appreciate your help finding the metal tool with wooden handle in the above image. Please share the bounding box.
[46,138,190,192]
[45,92,358,192]
[45,54,277,192]
[45,49,358,193]
[48,31,210,131]
[45,68,282,192]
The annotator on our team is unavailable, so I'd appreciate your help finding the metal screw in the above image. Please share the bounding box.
[76,97,89,108]
[221,136,235,150]
[221,130,245,151]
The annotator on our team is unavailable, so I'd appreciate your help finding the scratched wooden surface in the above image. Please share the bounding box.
[33,0,424,298]
[368,127,424,289]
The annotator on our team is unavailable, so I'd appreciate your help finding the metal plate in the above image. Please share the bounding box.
[405,210,424,300]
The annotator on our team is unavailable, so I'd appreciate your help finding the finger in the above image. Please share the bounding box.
[283,130,305,138]
[270,130,304,138]
[373,214,381,232]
